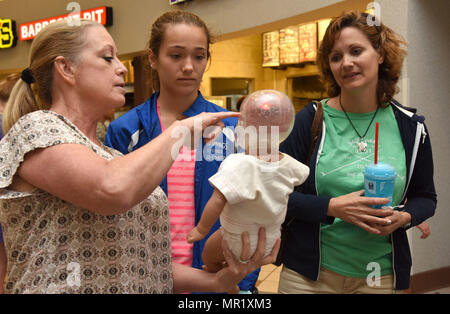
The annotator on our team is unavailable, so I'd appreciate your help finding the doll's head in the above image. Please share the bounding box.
[236,90,295,155]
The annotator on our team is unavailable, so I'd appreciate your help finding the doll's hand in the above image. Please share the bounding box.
[186,227,207,243]
[416,221,431,239]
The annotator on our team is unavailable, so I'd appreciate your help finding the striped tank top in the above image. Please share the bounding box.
[157,103,196,266]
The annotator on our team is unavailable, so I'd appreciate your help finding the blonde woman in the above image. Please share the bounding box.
[0,72,20,293]
[0,19,276,294]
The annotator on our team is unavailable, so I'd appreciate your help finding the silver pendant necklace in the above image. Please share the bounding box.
[339,94,379,153]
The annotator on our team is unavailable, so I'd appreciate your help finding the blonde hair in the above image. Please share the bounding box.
[0,73,20,104]
[2,19,102,133]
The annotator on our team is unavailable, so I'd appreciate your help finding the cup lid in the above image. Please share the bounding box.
[364,162,396,179]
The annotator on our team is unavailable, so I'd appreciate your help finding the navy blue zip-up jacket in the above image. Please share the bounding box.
[104,92,259,291]
[279,100,437,290]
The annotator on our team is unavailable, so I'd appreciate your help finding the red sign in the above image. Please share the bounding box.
[19,6,112,41]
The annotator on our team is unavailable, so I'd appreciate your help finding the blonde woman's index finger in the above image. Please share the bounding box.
[209,111,240,122]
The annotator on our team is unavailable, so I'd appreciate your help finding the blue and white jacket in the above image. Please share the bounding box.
[279,100,437,291]
[105,92,259,290]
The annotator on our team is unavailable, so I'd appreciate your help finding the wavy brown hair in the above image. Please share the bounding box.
[317,11,407,105]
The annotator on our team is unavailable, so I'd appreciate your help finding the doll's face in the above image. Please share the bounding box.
[236,90,295,154]
[239,90,295,140]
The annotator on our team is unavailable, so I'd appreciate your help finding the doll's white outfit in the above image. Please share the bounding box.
[208,152,309,259]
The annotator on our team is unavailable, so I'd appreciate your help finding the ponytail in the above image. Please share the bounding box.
[2,79,42,134]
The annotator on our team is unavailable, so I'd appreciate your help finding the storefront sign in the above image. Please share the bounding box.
[19,6,112,41]
[0,18,17,48]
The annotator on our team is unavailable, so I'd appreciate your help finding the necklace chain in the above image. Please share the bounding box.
[339,94,379,140]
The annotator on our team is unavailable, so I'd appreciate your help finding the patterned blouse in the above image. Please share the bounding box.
[0,110,173,293]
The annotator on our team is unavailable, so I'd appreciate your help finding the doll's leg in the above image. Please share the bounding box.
[201,229,226,273]
[186,188,226,244]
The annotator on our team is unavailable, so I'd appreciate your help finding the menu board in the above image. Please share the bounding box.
[261,18,333,67]
[279,26,299,65]
[262,31,280,67]
[317,19,332,46]
[299,22,317,63]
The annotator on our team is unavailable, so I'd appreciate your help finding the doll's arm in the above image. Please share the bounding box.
[187,188,226,243]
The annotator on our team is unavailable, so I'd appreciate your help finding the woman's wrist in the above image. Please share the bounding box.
[400,211,412,228]
[327,197,338,217]
[172,263,223,293]
[196,224,210,237]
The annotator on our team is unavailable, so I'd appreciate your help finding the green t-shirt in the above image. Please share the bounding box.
[317,99,406,278]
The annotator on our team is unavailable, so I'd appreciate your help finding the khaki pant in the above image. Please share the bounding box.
[278,266,402,294]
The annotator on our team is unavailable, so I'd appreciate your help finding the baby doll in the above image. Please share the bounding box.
[186,90,309,272]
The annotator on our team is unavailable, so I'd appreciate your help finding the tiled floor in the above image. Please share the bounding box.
[255,264,450,294]
[255,264,282,294]
[425,286,450,294]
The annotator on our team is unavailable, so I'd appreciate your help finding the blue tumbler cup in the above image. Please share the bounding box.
[364,162,396,208]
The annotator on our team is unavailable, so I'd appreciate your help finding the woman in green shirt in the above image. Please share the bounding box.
[278,11,436,293]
